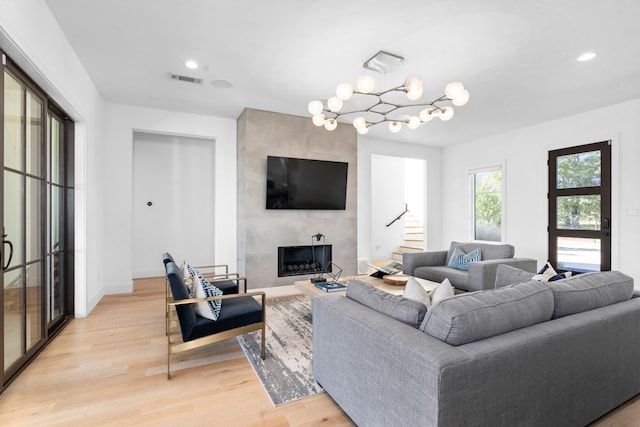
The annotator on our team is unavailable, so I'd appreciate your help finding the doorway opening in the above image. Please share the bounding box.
[370,155,425,263]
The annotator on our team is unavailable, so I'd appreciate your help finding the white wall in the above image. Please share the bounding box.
[358,137,443,263]
[0,0,105,317]
[441,98,640,286]
[103,103,237,297]
[132,132,215,278]
[370,155,405,260]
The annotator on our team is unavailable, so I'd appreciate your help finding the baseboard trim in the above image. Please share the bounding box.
[104,281,134,295]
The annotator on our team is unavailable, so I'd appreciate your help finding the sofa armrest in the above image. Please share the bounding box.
[467,258,537,291]
[312,294,469,426]
[402,250,448,276]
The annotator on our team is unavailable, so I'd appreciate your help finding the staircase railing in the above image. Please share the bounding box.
[386,203,409,227]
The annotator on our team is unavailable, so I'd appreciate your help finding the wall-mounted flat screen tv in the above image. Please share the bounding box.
[266,156,348,210]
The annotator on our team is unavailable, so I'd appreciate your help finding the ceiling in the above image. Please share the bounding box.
[44,0,640,146]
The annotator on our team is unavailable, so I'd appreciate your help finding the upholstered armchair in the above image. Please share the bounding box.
[402,241,537,292]
[164,261,265,378]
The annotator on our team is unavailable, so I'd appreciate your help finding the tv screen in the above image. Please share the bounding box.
[266,156,348,210]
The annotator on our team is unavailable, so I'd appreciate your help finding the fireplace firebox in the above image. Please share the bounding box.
[277,245,332,277]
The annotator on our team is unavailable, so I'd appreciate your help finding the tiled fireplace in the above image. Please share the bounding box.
[236,108,357,288]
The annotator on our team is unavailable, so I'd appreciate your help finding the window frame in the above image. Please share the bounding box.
[468,162,505,243]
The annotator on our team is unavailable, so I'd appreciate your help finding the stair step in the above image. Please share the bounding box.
[399,245,424,251]
[404,238,424,242]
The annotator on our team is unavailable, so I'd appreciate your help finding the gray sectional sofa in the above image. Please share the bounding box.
[403,241,537,292]
[312,268,640,426]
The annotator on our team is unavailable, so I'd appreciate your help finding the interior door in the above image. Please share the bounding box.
[548,141,612,272]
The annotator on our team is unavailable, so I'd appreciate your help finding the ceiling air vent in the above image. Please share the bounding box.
[168,73,203,85]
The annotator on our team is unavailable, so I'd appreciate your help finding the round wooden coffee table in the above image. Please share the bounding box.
[382,274,410,286]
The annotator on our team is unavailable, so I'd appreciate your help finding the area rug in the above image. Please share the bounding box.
[237,295,323,406]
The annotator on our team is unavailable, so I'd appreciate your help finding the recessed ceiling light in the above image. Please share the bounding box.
[577,52,597,62]
[185,60,198,69]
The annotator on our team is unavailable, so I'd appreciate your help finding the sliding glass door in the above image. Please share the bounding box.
[2,66,46,376]
[1,51,74,389]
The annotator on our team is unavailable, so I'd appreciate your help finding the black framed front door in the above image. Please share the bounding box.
[548,141,611,272]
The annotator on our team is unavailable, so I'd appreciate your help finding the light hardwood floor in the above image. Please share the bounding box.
[0,277,637,426]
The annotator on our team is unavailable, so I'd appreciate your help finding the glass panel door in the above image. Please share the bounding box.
[548,141,611,272]
[2,50,74,389]
[2,68,46,377]
[3,71,25,370]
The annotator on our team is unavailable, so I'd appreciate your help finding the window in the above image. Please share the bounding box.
[470,166,503,242]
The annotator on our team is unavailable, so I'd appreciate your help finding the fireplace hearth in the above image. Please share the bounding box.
[278,245,332,277]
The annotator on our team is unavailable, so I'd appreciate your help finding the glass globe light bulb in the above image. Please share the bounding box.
[388,121,402,133]
[445,82,465,100]
[407,116,421,129]
[419,108,434,122]
[357,75,375,94]
[327,96,343,112]
[439,106,454,121]
[324,118,337,131]
[357,125,369,135]
[353,116,367,130]
[452,89,470,106]
[312,113,325,127]
[406,87,423,101]
[308,100,323,115]
[336,83,354,101]
[405,74,423,100]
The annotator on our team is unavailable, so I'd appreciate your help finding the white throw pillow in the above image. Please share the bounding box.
[403,277,431,306]
[193,273,222,320]
[430,278,455,306]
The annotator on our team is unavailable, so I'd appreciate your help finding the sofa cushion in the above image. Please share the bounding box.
[447,247,481,271]
[446,241,514,264]
[494,264,536,288]
[421,280,554,345]
[346,279,427,328]
[548,271,634,318]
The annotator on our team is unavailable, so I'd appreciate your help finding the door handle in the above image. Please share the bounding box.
[603,218,610,230]
[2,232,13,271]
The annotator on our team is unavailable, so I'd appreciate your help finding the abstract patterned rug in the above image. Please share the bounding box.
[237,295,324,406]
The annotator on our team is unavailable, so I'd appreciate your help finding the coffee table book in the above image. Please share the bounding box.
[314,282,347,293]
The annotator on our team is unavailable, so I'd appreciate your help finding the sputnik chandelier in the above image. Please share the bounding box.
[307,51,469,134]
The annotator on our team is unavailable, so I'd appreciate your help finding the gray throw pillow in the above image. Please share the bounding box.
[548,271,634,318]
[347,279,428,328]
[494,264,536,288]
